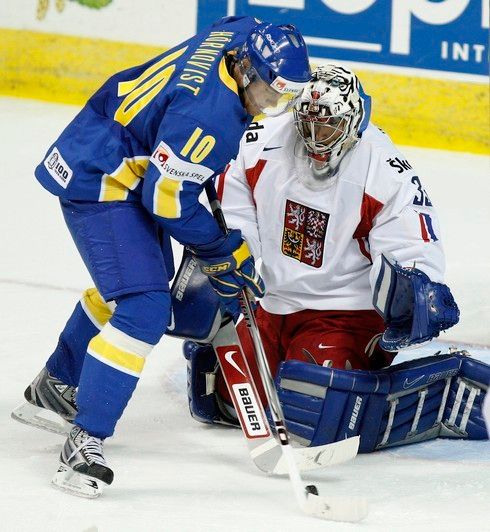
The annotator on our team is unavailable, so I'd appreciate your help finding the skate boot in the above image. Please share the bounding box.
[52,426,114,498]
[11,367,77,435]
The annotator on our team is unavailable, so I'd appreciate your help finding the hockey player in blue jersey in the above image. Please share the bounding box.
[11,16,311,498]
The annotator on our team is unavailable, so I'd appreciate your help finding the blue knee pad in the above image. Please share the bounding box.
[61,199,169,301]
[276,353,489,452]
[47,289,170,394]
[113,290,171,344]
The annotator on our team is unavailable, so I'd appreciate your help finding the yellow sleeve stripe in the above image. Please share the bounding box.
[99,175,129,202]
[153,176,182,218]
[232,241,251,268]
[218,56,238,96]
[99,157,150,201]
[87,334,146,377]
[80,288,113,329]
[114,157,149,188]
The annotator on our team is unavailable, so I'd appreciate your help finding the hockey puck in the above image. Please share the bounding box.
[305,485,318,496]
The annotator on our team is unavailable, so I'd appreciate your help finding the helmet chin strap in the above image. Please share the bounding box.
[309,151,330,163]
[307,150,334,178]
[293,139,337,191]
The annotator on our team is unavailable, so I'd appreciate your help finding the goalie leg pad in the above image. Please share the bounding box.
[442,356,489,439]
[183,341,238,426]
[277,353,488,452]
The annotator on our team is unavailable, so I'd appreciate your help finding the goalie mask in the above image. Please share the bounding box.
[293,65,371,187]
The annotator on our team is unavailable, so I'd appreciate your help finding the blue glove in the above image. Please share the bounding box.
[373,255,459,351]
[192,229,265,300]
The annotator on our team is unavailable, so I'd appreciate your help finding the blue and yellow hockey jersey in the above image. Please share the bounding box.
[35,16,258,246]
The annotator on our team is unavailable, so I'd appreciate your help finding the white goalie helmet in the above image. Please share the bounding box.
[293,64,371,187]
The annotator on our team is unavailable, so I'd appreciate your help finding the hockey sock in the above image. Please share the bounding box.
[74,290,170,438]
[46,288,114,387]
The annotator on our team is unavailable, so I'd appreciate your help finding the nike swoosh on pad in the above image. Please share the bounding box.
[263,146,282,151]
[318,344,336,349]
[403,375,426,389]
[224,350,246,378]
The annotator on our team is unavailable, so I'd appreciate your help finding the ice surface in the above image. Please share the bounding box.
[1,97,489,531]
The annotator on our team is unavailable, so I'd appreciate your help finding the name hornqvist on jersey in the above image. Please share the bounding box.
[177,31,235,96]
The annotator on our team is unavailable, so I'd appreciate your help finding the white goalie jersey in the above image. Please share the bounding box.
[217,112,445,315]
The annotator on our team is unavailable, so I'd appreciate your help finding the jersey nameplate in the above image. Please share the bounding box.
[245,121,264,143]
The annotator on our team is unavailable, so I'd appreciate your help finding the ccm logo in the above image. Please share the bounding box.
[202,262,230,274]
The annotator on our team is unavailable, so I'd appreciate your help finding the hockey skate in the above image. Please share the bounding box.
[52,426,114,498]
[11,367,77,435]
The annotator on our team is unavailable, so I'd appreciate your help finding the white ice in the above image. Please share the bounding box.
[1,97,489,532]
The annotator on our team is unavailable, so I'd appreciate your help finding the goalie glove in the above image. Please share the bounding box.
[373,254,459,351]
[192,229,265,300]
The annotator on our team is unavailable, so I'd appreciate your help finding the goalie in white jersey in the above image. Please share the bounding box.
[215,64,447,397]
[183,65,488,451]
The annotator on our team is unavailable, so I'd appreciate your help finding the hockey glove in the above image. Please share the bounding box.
[192,229,265,300]
[373,255,459,351]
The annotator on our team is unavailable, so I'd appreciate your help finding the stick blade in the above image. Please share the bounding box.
[270,436,359,475]
[304,493,368,523]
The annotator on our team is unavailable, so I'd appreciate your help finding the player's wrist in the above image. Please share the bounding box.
[191,228,243,258]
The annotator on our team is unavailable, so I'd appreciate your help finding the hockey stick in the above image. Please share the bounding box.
[211,319,360,475]
[205,180,368,522]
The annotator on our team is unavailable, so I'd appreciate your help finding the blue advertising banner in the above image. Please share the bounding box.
[197,0,488,77]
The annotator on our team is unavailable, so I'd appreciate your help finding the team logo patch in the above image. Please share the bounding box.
[43,147,73,188]
[150,141,214,184]
[281,200,329,268]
